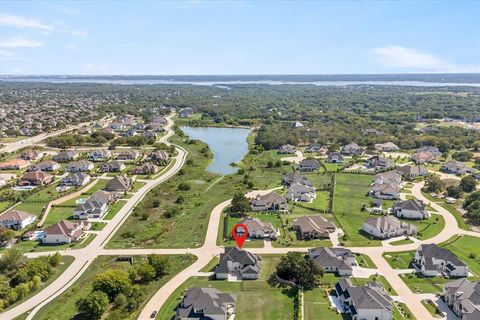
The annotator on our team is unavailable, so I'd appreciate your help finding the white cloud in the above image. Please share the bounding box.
[0,14,54,32]
[0,49,28,61]
[369,45,480,72]
[0,36,44,48]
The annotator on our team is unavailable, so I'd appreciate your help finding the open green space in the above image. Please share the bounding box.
[442,235,480,276]
[300,191,330,211]
[401,274,452,294]
[8,233,96,253]
[333,173,382,247]
[157,255,297,320]
[383,251,416,269]
[103,199,127,220]
[402,214,445,241]
[199,256,219,272]
[304,287,342,320]
[389,238,415,246]
[32,254,197,320]
[0,201,14,213]
[356,253,377,268]
[422,299,443,317]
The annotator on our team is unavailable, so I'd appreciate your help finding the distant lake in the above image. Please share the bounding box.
[181,126,250,175]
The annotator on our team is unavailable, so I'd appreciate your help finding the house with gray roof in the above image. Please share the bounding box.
[414,244,468,277]
[393,199,430,219]
[396,165,428,179]
[66,160,94,173]
[278,144,296,154]
[251,192,287,212]
[285,183,316,202]
[115,149,140,161]
[176,287,236,320]
[282,172,312,187]
[87,149,112,162]
[305,143,322,153]
[375,142,400,152]
[341,142,364,155]
[366,156,395,171]
[417,146,442,157]
[334,278,393,320]
[327,152,344,163]
[374,171,402,186]
[60,172,91,187]
[368,183,400,200]
[237,217,279,240]
[441,161,475,175]
[73,191,114,219]
[215,247,262,280]
[308,247,355,276]
[28,160,60,172]
[292,215,336,239]
[443,279,480,320]
[298,159,321,171]
[361,216,416,239]
[100,160,126,172]
[53,150,80,162]
[105,175,133,192]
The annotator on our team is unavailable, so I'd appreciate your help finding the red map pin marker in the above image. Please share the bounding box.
[232,223,248,249]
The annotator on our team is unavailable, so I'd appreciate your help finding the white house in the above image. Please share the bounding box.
[393,199,430,219]
[214,247,262,280]
[414,244,468,277]
[361,216,417,239]
[42,220,89,244]
[0,210,36,230]
[285,183,316,202]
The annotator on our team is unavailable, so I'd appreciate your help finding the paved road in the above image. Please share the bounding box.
[0,121,96,154]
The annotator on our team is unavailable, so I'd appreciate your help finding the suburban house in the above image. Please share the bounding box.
[278,144,296,154]
[215,247,262,280]
[0,210,36,230]
[341,143,364,155]
[87,149,112,162]
[147,150,169,164]
[116,149,140,161]
[179,107,194,118]
[374,142,400,152]
[298,159,321,171]
[42,220,90,244]
[282,172,313,187]
[0,159,30,170]
[327,152,344,163]
[374,171,402,186]
[366,156,395,171]
[443,279,480,320]
[20,149,39,160]
[66,160,94,173]
[441,161,475,175]
[73,191,112,219]
[131,163,158,175]
[411,150,436,164]
[414,244,468,277]
[393,199,430,219]
[19,171,53,186]
[361,216,417,239]
[285,183,316,202]
[335,278,393,320]
[417,146,442,157]
[60,172,91,187]
[368,182,401,200]
[237,217,279,240]
[101,160,126,172]
[105,175,133,192]
[251,192,287,212]
[28,160,60,172]
[176,287,236,320]
[305,143,322,153]
[308,247,355,276]
[53,150,79,162]
[292,215,336,239]
[396,165,428,179]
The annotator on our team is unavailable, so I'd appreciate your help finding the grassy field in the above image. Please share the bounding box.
[401,213,445,241]
[303,287,342,320]
[333,173,382,247]
[300,191,330,211]
[356,253,377,268]
[32,254,196,320]
[8,233,96,253]
[401,273,452,294]
[383,251,416,269]
[157,255,297,320]
[199,257,219,272]
[389,238,415,246]
[0,200,14,213]
[441,235,480,276]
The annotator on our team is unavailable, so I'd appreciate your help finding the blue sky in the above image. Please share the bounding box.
[0,0,479,75]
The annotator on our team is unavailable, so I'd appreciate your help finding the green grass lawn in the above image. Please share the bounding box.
[441,235,480,276]
[400,273,452,294]
[356,253,377,268]
[43,206,73,227]
[103,199,127,220]
[90,221,107,231]
[333,173,382,247]
[439,203,471,231]
[351,275,398,295]
[300,191,330,211]
[422,299,443,317]
[32,254,197,320]
[157,255,297,320]
[389,238,415,246]
[304,287,342,320]
[383,251,416,269]
[394,301,416,320]
[0,200,14,212]
[8,233,96,253]
[199,257,219,272]
[131,181,146,192]
[399,213,445,241]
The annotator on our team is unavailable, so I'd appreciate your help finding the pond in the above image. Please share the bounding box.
[180,126,250,175]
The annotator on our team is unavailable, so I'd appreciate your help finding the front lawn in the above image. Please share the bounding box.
[383,251,416,269]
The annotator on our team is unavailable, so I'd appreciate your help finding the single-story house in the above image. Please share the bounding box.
[411,150,436,164]
[0,159,30,170]
[237,217,279,240]
[416,146,442,157]
[278,144,296,154]
[66,160,94,173]
[374,142,400,152]
[393,199,430,219]
[308,247,355,276]
[414,244,468,277]
[20,149,39,160]
[131,163,158,175]
[19,171,53,186]
[305,143,322,153]
[215,247,262,280]
[326,152,344,163]
[361,216,417,239]
[100,160,126,172]
[176,287,236,320]
[282,172,313,187]
[285,183,316,202]
[298,159,321,171]
[251,192,287,212]
[369,183,401,200]
[396,165,428,179]
[341,142,363,155]
[0,210,36,230]
[292,215,336,239]
[441,161,475,175]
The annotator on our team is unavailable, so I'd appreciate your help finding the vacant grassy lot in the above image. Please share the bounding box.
[383,251,416,269]
[33,254,196,320]
[300,191,330,211]
[401,274,452,294]
[157,255,297,320]
[356,254,377,268]
[401,213,445,240]
[304,287,342,320]
[333,173,382,247]
[389,238,415,246]
[442,235,480,276]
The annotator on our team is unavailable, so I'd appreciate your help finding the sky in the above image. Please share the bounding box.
[0,0,479,75]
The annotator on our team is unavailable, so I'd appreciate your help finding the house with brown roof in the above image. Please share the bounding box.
[116,149,140,161]
[251,192,287,212]
[147,150,169,164]
[105,175,133,192]
[237,217,279,240]
[131,163,158,175]
[19,171,53,186]
[20,149,39,161]
[292,215,336,239]
[0,210,36,230]
[411,150,436,164]
[42,220,89,244]
[0,159,30,170]
[53,150,80,162]
[28,160,60,172]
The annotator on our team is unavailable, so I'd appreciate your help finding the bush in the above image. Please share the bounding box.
[77,290,109,319]
[178,182,191,191]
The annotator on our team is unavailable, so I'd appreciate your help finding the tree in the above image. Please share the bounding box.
[460,176,477,193]
[49,252,62,267]
[446,185,463,199]
[424,176,445,193]
[137,263,156,283]
[0,228,14,244]
[276,252,323,290]
[0,249,27,274]
[452,151,473,162]
[77,290,109,319]
[230,193,250,214]
[178,182,191,191]
[147,255,170,279]
[92,269,131,300]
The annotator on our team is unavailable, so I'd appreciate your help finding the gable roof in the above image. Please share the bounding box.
[178,287,236,319]
[0,210,35,222]
[417,244,467,267]
[292,215,335,234]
